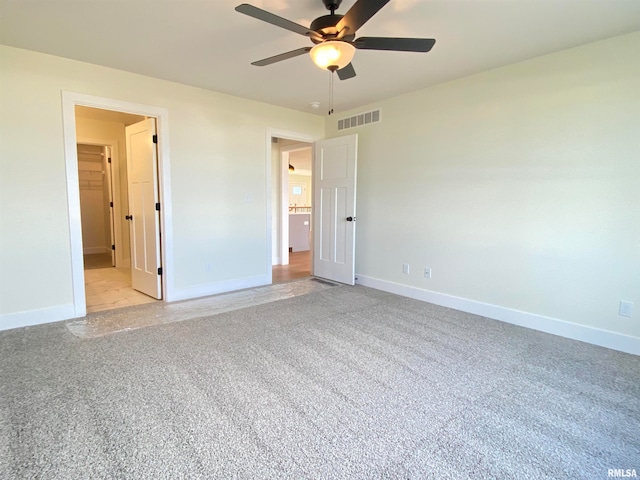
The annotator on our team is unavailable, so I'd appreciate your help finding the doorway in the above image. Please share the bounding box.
[75,109,162,313]
[63,93,172,317]
[271,137,313,283]
[77,143,114,269]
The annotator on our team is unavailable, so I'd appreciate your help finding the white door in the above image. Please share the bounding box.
[313,134,358,285]
[125,118,162,299]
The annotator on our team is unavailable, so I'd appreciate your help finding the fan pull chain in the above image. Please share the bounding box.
[328,70,334,116]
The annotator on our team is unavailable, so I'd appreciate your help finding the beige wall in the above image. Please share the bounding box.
[325,32,640,343]
[0,45,323,319]
[2,32,638,350]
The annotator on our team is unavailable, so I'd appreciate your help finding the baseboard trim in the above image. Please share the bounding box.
[168,275,270,302]
[83,247,110,255]
[0,304,77,332]
[355,275,640,356]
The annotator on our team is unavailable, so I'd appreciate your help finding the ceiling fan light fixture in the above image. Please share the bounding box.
[310,41,355,70]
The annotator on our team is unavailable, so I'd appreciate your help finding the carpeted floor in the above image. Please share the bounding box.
[1,285,638,479]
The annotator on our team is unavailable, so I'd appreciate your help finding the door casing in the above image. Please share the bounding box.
[62,92,174,317]
[266,129,320,282]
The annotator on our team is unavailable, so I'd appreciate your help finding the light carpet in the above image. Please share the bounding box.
[1,285,638,479]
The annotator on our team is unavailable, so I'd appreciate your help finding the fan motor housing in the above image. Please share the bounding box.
[310,14,355,43]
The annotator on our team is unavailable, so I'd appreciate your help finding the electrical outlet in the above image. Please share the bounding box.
[402,264,410,274]
[619,300,633,317]
[424,268,431,279]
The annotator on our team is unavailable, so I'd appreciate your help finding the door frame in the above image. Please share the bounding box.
[265,128,320,282]
[103,145,116,267]
[62,91,174,317]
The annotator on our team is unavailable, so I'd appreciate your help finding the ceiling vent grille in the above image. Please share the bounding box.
[337,109,381,131]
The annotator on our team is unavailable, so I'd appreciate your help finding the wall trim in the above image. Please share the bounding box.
[356,274,640,356]
[0,304,76,332]
[170,275,270,302]
[83,247,111,255]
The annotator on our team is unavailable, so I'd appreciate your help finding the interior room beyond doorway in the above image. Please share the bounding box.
[75,107,160,313]
[272,138,313,283]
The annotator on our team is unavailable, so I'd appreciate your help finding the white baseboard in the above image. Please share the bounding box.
[2,275,271,331]
[168,274,270,302]
[0,304,77,332]
[83,247,110,255]
[355,274,640,356]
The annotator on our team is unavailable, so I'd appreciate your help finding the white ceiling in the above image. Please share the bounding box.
[288,146,313,175]
[1,0,639,115]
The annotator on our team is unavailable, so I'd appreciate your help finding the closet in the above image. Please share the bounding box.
[78,144,114,265]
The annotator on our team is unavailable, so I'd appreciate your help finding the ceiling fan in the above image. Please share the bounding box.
[235,0,436,80]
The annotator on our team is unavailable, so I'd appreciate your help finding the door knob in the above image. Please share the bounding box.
[125,215,133,220]
[346,216,356,222]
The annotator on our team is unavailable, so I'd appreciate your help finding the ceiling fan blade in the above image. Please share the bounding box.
[337,63,356,80]
[251,47,312,66]
[354,37,436,52]
[235,4,321,40]
[336,0,391,36]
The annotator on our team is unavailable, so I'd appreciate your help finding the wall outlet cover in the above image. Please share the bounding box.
[619,300,633,317]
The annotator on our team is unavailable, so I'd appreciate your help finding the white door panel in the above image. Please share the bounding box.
[125,118,162,299]
[313,134,357,285]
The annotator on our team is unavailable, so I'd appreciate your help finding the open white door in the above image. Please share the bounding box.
[125,118,162,299]
[313,134,358,285]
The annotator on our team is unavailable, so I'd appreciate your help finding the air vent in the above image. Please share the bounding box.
[337,108,381,131]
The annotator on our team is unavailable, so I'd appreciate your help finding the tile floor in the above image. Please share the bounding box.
[83,253,113,270]
[84,267,158,313]
[85,251,312,314]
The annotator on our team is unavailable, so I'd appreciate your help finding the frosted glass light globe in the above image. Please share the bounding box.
[310,41,355,70]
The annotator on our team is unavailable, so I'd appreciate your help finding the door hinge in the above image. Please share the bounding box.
[107,157,112,164]
[155,202,160,211]
[110,201,113,207]
[112,244,115,251]
[158,267,163,275]
[152,134,158,144]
